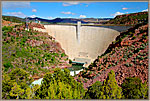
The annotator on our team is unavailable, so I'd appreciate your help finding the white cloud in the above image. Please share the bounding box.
[30,15,36,18]
[32,9,37,12]
[2,2,30,9]
[79,15,86,18]
[47,16,54,19]
[111,12,124,17]
[62,2,79,6]
[122,8,129,10]
[142,9,148,12]
[66,16,72,18]
[4,12,26,18]
[61,11,75,15]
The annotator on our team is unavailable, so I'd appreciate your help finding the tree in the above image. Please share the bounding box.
[9,82,25,99]
[100,70,122,99]
[121,77,148,99]
[2,73,14,99]
[84,81,103,99]
[23,84,40,99]
[9,68,33,88]
[2,68,34,99]
[84,70,122,99]
[34,68,85,99]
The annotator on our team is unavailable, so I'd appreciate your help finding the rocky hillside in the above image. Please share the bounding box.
[2,15,25,23]
[76,22,148,89]
[2,20,71,80]
[28,22,45,29]
[107,12,148,25]
[2,19,21,27]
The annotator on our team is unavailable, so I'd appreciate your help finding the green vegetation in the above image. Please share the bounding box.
[121,77,148,99]
[84,71,148,99]
[84,81,103,99]
[3,68,85,99]
[2,23,71,99]
[84,70,122,99]
[2,15,148,99]
[81,13,148,100]
[34,68,85,99]
[2,68,34,99]
[2,25,69,77]
[2,15,25,23]
[99,70,122,99]
[108,12,148,25]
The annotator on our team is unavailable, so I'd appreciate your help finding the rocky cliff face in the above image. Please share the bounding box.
[76,23,148,89]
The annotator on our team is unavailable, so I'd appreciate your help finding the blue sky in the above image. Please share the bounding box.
[2,2,148,19]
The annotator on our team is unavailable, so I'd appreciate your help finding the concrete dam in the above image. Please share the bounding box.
[35,23,131,67]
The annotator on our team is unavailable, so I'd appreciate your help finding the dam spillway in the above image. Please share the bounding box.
[39,24,131,67]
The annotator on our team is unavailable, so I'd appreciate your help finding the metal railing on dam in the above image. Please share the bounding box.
[35,23,132,67]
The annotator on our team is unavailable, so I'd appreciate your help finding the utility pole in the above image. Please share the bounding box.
[25,17,29,30]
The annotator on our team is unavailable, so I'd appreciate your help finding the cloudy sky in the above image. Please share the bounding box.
[2,2,148,19]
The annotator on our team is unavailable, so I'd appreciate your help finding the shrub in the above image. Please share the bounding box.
[132,36,136,40]
[3,62,13,72]
[125,63,130,67]
[84,81,103,99]
[121,77,148,99]
[85,70,122,99]
[61,53,66,57]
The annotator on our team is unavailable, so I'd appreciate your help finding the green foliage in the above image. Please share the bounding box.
[99,70,122,99]
[2,74,13,99]
[2,25,69,79]
[2,22,70,99]
[2,68,37,99]
[84,70,122,99]
[108,12,148,25]
[9,68,33,88]
[2,26,13,32]
[2,15,25,23]
[69,59,72,64]
[3,62,13,72]
[84,81,103,99]
[124,63,130,67]
[121,77,148,99]
[35,68,85,99]
[9,82,25,99]
[61,53,66,57]
[132,36,136,40]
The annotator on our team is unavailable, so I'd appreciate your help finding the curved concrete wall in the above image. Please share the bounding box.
[43,25,121,67]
